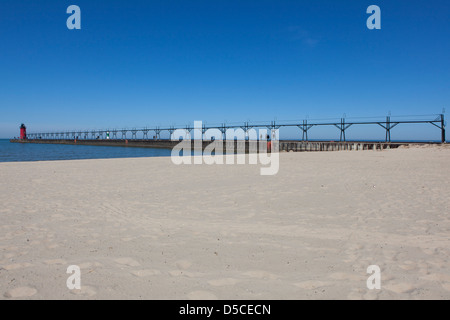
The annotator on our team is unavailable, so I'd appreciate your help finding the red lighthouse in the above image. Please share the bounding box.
[20,124,27,140]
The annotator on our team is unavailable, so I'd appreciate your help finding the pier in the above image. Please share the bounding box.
[10,114,446,152]
[9,138,423,153]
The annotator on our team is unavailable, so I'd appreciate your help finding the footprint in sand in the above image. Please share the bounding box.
[384,283,416,294]
[167,260,197,277]
[175,260,192,270]
[4,286,37,298]
[114,257,140,267]
[69,285,97,297]
[208,278,240,286]
[187,290,218,300]
[131,269,161,277]
[441,283,450,292]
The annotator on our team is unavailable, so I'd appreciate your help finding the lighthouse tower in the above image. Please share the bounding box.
[20,124,27,140]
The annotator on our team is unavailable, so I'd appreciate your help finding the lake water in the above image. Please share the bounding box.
[0,139,173,162]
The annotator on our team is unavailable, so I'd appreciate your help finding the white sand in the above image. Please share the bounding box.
[1,145,450,299]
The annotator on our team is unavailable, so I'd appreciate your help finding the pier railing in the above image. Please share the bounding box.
[24,114,446,143]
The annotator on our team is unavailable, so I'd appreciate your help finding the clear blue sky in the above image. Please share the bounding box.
[0,0,449,140]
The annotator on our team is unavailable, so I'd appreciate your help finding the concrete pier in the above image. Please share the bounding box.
[10,138,412,153]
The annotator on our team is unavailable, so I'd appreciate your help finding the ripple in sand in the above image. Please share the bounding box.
[4,286,37,298]
[294,280,332,290]
[121,237,134,242]
[398,261,417,271]
[131,269,161,277]
[168,270,202,278]
[2,263,33,270]
[329,272,365,281]
[421,273,450,282]
[78,262,102,269]
[114,257,140,267]
[175,260,192,270]
[187,290,218,300]
[44,259,66,265]
[242,270,279,280]
[208,278,240,286]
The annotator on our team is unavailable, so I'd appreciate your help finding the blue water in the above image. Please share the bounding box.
[0,139,172,162]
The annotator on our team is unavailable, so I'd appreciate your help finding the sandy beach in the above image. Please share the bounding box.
[1,145,450,300]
